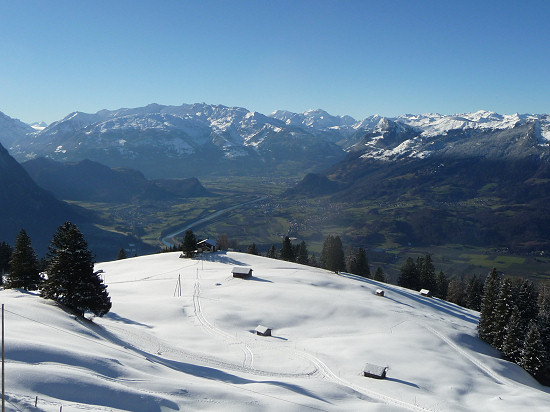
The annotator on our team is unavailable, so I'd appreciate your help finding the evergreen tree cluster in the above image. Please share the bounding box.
[446,274,484,310]
[397,254,449,298]
[2,223,111,318]
[478,268,550,381]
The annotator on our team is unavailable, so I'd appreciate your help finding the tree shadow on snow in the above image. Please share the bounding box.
[336,272,478,324]
[105,311,153,328]
[200,252,248,267]
[381,286,478,325]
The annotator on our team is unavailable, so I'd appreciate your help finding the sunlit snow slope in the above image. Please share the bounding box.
[2,252,549,411]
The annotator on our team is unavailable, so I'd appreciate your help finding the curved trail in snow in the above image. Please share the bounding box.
[190,267,430,412]
[192,280,254,369]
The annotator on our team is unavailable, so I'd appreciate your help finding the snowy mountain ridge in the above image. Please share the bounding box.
[2,104,550,177]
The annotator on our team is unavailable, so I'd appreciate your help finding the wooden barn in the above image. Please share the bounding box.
[420,289,432,297]
[232,266,253,279]
[375,289,385,297]
[197,239,216,253]
[255,325,272,336]
[363,363,388,379]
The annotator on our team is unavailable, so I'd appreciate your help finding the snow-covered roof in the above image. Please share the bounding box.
[363,363,388,377]
[197,238,215,246]
[255,325,271,334]
[232,266,252,275]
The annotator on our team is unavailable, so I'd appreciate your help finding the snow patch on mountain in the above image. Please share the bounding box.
[396,110,536,137]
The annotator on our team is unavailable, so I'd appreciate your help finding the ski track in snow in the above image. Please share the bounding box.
[189,267,432,412]
[419,322,506,386]
[193,279,254,370]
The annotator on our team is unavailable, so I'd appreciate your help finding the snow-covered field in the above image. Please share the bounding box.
[2,252,549,411]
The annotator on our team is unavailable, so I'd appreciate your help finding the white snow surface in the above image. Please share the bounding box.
[395,111,538,137]
[2,251,549,411]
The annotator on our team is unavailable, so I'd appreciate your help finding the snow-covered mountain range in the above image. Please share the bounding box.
[1,104,549,178]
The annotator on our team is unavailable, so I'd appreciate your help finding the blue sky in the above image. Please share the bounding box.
[1,0,549,124]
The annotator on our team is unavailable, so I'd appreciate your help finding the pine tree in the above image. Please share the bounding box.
[418,254,437,292]
[398,257,419,290]
[446,278,465,306]
[537,294,550,365]
[464,274,484,311]
[41,222,111,317]
[492,278,515,350]
[182,229,197,258]
[295,241,309,265]
[435,271,448,299]
[309,253,318,267]
[502,305,523,363]
[354,248,370,278]
[116,248,127,260]
[0,241,13,279]
[280,236,295,262]
[266,245,277,259]
[320,235,345,272]
[516,279,539,330]
[478,268,502,344]
[373,267,386,282]
[5,229,41,290]
[520,319,545,376]
[246,243,259,255]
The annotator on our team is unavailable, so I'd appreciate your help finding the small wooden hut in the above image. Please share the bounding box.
[255,325,272,336]
[232,266,253,279]
[420,289,432,297]
[363,363,388,379]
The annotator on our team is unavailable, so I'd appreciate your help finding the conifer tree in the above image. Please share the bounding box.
[0,241,12,278]
[537,294,550,365]
[295,241,309,265]
[418,254,437,292]
[520,319,545,376]
[516,279,539,329]
[354,248,370,278]
[280,236,295,261]
[502,305,523,363]
[465,274,484,311]
[41,222,111,317]
[116,248,127,260]
[182,229,197,258]
[435,271,448,299]
[320,235,345,272]
[398,257,419,290]
[478,268,502,344]
[266,245,277,259]
[373,267,386,282]
[493,278,515,350]
[5,229,41,291]
[246,243,259,255]
[309,253,318,267]
[446,278,465,306]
